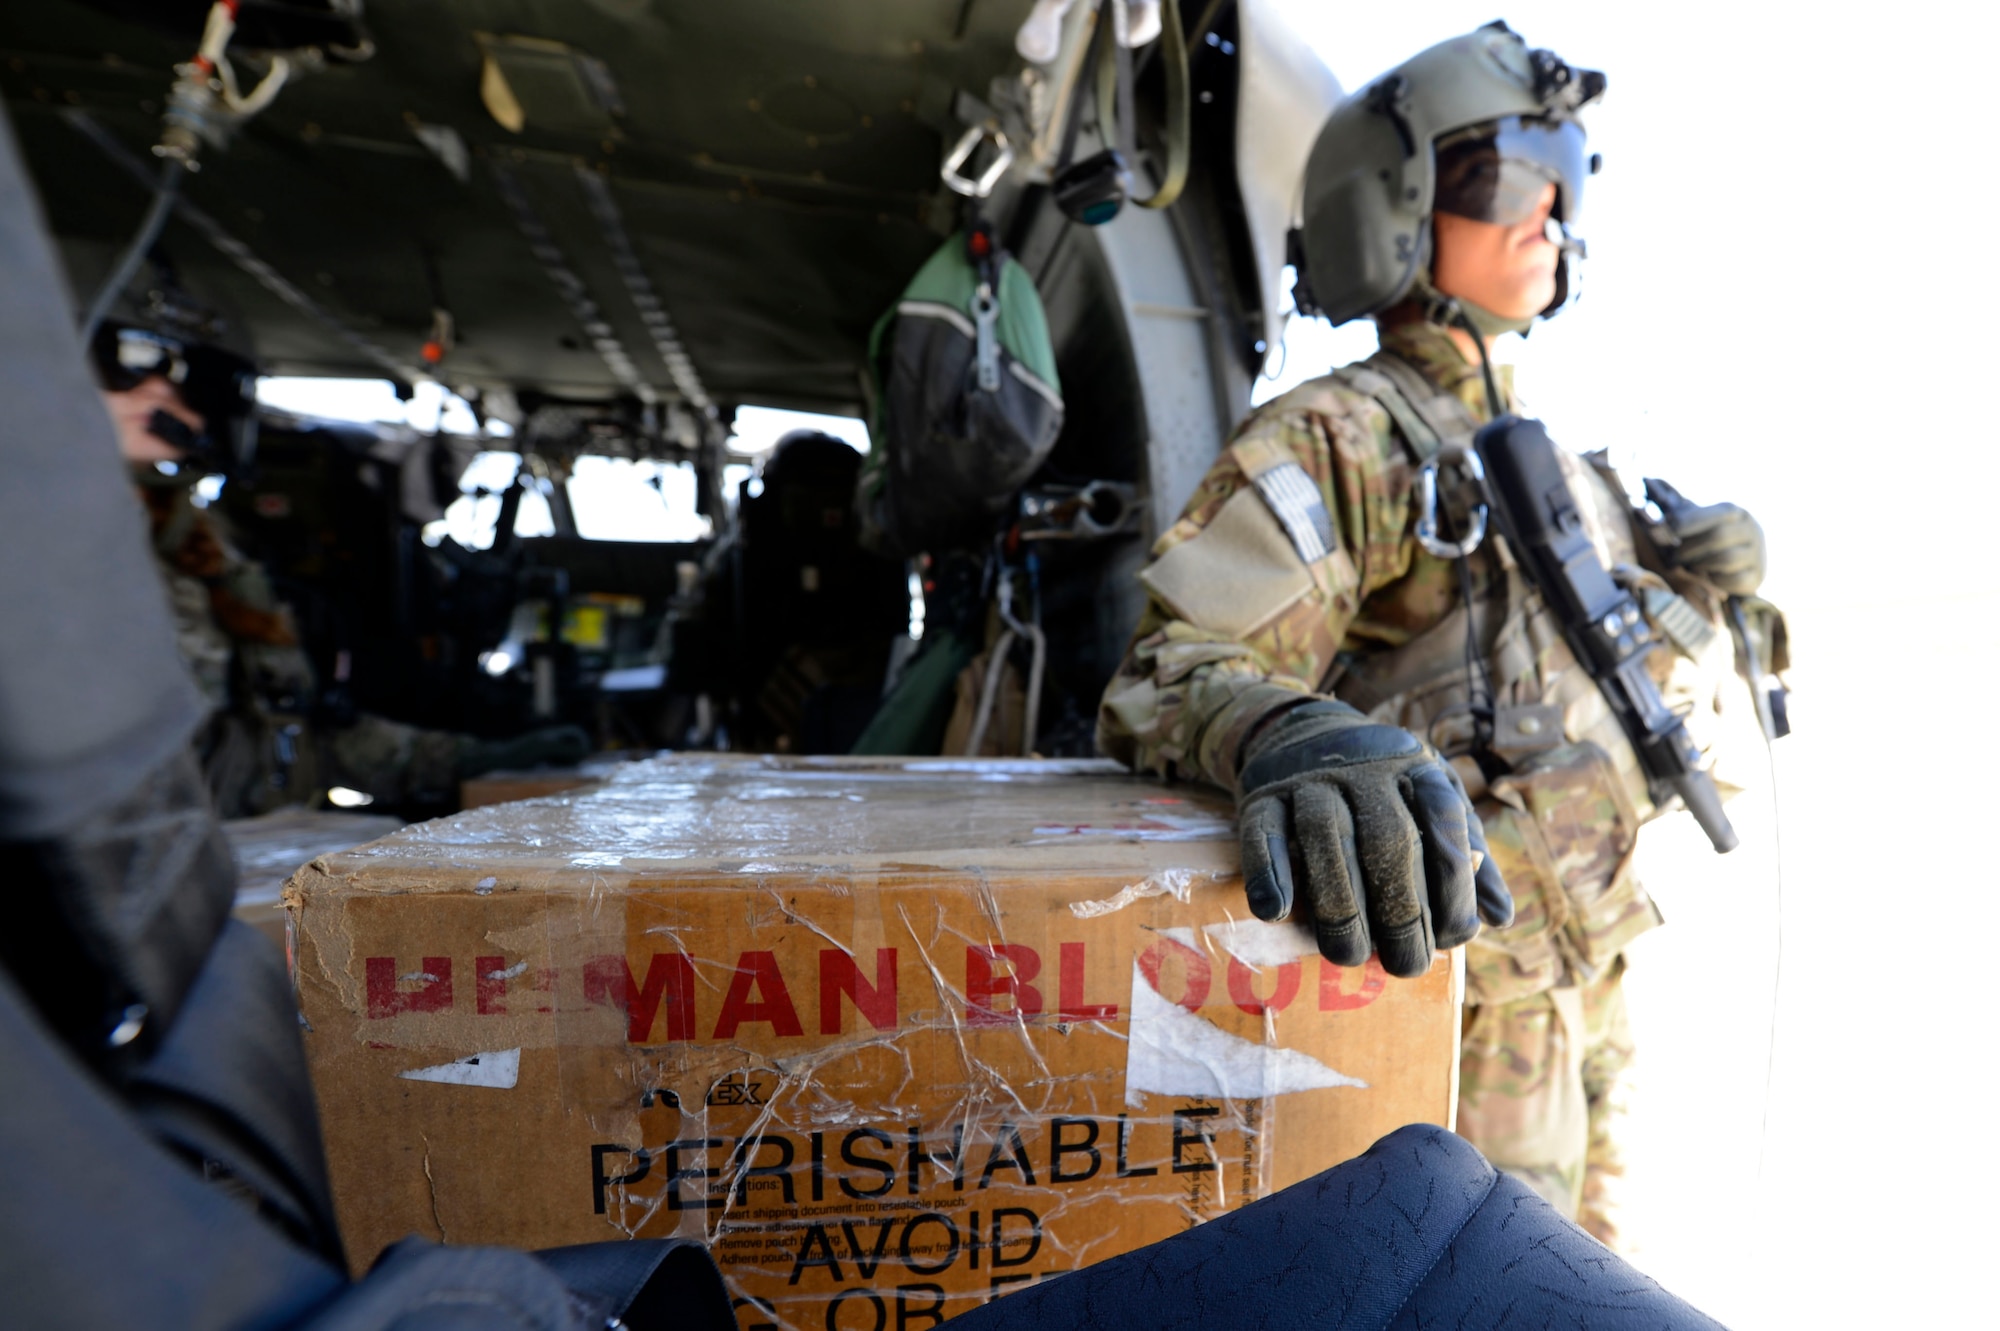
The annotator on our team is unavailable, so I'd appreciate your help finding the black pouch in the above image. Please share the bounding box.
[856,226,1064,556]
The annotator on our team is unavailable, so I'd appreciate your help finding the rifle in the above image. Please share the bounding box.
[1471,416,1739,854]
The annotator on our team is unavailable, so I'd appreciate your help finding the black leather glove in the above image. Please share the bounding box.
[1237,701,1512,977]
[1646,477,1766,596]
[458,725,592,778]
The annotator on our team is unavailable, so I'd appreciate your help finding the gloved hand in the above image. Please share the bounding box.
[458,725,592,778]
[1646,477,1766,595]
[1237,700,1512,977]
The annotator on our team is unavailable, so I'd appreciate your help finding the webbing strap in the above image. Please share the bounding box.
[1135,0,1191,210]
[1642,585,1719,660]
[1332,352,1485,468]
[1329,365,1435,461]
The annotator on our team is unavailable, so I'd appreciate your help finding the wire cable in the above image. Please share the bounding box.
[1726,597,1787,1189]
[79,160,186,345]
[965,628,1018,756]
[1452,307,1507,419]
[79,1,291,345]
[994,572,1047,752]
[1753,713,1785,1188]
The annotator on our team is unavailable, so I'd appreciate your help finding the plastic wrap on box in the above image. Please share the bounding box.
[288,755,1460,1328]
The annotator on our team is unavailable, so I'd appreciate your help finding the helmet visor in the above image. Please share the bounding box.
[1434,116,1589,227]
[93,326,191,392]
[91,322,256,429]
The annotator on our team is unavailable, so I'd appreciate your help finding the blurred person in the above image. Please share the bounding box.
[92,319,589,817]
[1098,21,1782,1247]
[0,101,733,1327]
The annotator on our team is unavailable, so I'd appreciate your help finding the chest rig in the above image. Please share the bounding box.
[1318,351,1717,997]
[1324,352,1657,807]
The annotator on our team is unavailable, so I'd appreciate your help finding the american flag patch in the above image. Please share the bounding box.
[1250,461,1335,565]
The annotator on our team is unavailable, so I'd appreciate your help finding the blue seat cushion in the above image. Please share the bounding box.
[949,1123,1722,1331]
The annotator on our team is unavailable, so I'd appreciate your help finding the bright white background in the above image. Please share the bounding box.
[1264,3,1998,1326]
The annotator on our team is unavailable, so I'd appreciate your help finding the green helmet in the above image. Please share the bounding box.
[1295,21,1605,334]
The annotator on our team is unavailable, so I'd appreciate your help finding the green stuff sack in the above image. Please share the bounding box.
[856,226,1063,556]
[847,624,979,756]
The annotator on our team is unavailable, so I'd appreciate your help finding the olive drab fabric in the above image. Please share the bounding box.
[1099,321,1763,1228]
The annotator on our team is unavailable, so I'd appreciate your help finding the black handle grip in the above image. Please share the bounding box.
[1478,417,1741,858]
[1672,770,1739,854]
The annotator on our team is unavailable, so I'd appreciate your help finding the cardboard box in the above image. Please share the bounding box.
[457,752,630,809]
[291,756,1459,1329]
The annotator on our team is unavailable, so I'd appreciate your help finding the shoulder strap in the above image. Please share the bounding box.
[1329,352,1483,464]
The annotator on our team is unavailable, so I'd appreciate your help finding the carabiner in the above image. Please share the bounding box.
[1415,447,1488,559]
[941,124,1014,199]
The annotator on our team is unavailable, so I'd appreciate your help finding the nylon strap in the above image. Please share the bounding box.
[1136,0,1190,210]
[1080,0,1191,211]
[1641,585,1718,659]
[1331,351,1483,466]
[1331,364,1439,461]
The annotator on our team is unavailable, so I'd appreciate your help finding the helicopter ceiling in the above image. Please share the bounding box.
[2,0,1040,425]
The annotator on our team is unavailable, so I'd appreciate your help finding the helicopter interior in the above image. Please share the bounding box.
[0,0,1336,812]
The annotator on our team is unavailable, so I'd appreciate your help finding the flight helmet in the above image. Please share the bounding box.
[1295,21,1605,334]
[86,265,259,477]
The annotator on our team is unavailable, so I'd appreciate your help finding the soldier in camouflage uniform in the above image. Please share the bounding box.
[1099,24,1775,1247]
[96,324,588,817]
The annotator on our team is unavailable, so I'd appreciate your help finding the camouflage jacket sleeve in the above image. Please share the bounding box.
[1097,380,1421,794]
